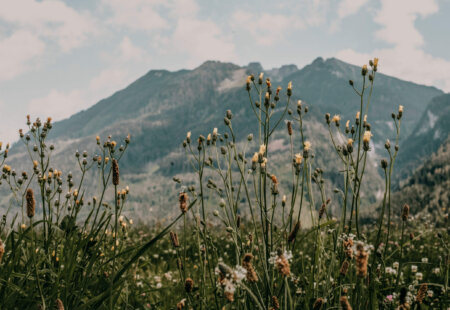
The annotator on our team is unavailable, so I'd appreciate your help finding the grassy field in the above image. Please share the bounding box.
[0,59,448,309]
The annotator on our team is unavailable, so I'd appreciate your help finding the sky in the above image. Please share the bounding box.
[0,0,449,142]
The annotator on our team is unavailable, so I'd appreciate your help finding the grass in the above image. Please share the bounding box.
[0,59,448,309]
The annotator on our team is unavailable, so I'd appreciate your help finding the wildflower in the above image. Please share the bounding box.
[176,299,186,310]
[184,278,194,293]
[112,159,119,186]
[416,283,427,303]
[261,157,267,168]
[393,262,399,269]
[415,272,423,281]
[272,249,291,277]
[258,72,264,84]
[411,265,418,273]
[402,204,409,221]
[223,278,235,301]
[2,165,11,174]
[340,260,349,276]
[421,257,428,263]
[287,81,292,96]
[398,105,403,119]
[242,253,258,282]
[304,141,311,151]
[258,144,266,155]
[331,115,340,126]
[361,64,368,76]
[340,296,352,310]
[325,113,331,124]
[432,267,440,274]
[287,121,292,136]
[356,243,368,277]
[385,295,393,302]
[179,192,189,213]
[313,297,324,310]
[373,57,379,68]
[282,195,287,207]
[271,175,278,185]
[26,188,35,218]
[271,296,280,309]
[294,153,303,165]
[56,299,64,310]
[347,138,354,153]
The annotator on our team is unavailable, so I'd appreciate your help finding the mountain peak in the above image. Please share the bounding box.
[246,62,264,74]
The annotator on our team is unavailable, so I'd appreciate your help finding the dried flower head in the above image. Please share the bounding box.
[363,131,372,143]
[287,121,293,136]
[340,260,350,276]
[332,115,341,126]
[356,243,368,278]
[271,296,280,310]
[185,278,194,293]
[258,144,266,155]
[242,253,258,282]
[56,298,64,310]
[112,159,119,186]
[179,192,189,213]
[275,250,291,276]
[313,297,324,310]
[251,152,258,163]
[303,141,311,152]
[402,204,410,221]
[294,153,303,165]
[340,296,352,310]
[26,188,35,218]
[416,283,427,303]
[170,231,180,248]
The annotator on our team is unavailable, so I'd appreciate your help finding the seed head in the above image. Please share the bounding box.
[287,121,292,136]
[271,296,280,309]
[179,192,189,213]
[56,298,64,310]
[331,115,341,126]
[258,144,266,155]
[288,221,300,243]
[402,204,410,221]
[287,81,292,96]
[112,159,119,186]
[356,243,368,278]
[416,283,427,303]
[294,153,303,165]
[340,296,352,310]
[242,253,258,282]
[313,298,324,310]
[185,278,194,293]
[26,188,35,218]
[361,64,368,76]
[340,260,349,276]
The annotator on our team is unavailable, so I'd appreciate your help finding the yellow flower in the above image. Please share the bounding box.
[363,131,372,143]
[331,115,340,123]
[303,141,311,151]
[251,152,258,163]
[347,138,354,146]
[294,153,303,165]
[258,144,266,155]
[374,58,379,66]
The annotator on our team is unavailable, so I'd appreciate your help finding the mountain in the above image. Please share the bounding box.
[395,93,450,184]
[4,57,446,221]
[390,137,450,215]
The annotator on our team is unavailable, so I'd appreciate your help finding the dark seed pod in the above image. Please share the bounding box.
[185,278,194,293]
[112,159,119,186]
[288,221,300,243]
[26,188,35,218]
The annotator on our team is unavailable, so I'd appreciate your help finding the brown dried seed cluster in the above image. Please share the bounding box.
[56,298,64,310]
[184,278,194,293]
[340,296,352,310]
[340,260,350,276]
[313,297,324,310]
[416,283,427,303]
[26,188,35,218]
[402,204,410,221]
[271,296,280,310]
[343,238,353,259]
[179,192,189,213]
[276,253,290,277]
[356,243,368,278]
[242,253,258,282]
[112,159,119,186]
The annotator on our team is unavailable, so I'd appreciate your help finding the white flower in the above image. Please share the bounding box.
[156,282,162,289]
[427,290,433,297]
[421,257,428,263]
[393,262,399,269]
[233,265,247,283]
[433,267,440,274]
[415,272,423,281]
[164,272,172,281]
[223,278,235,294]
[411,265,418,273]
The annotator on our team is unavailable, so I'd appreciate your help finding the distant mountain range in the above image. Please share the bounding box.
[5,57,449,221]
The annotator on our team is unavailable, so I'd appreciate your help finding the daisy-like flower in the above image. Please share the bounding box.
[415,272,423,281]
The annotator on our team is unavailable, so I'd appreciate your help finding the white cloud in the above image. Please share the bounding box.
[337,0,369,19]
[0,31,45,81]
[28,90,88,121]
[0,0,98,51]
[102,0,169,31]
[336,0,450,91]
